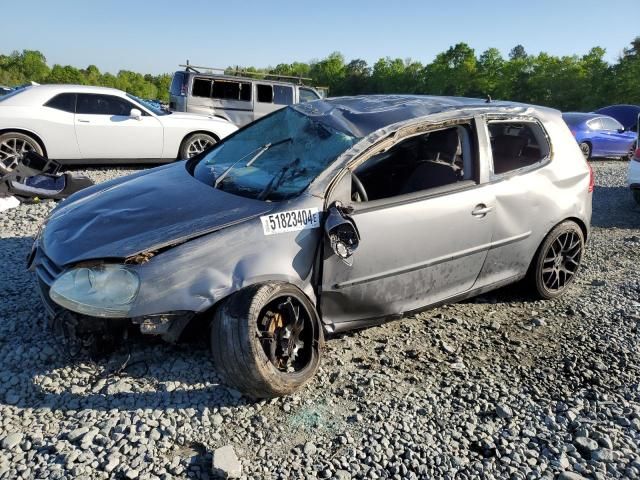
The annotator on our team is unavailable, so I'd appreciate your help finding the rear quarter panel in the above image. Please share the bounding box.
[475,111,592,287]
[0,105,80,159]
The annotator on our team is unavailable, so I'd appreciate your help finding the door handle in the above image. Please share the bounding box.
[77,118,90,123]
[472,204,493,217]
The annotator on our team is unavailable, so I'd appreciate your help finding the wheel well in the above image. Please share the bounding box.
[0,128,47,157]
[526,217,589,276]
[565,216,588,241]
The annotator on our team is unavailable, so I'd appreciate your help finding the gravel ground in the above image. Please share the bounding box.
[0,161,639,480]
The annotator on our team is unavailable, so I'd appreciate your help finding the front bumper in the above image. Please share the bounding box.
[30,244,194,342]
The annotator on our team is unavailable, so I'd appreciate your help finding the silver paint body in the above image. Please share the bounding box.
[32,96,592,334]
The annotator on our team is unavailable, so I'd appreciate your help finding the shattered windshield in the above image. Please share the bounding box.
[192,107,360,201]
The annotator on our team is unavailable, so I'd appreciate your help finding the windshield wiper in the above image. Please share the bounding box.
[214,137,292,188]
[257,158,302,201]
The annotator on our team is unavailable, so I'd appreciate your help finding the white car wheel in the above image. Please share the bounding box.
[0,132,43,174]
[180,133,216,159]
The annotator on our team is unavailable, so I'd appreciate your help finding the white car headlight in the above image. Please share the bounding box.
[50,265,140,318]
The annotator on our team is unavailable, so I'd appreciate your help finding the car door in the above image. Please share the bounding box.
[74,93,163,159]
[253,84,292,121]
[601,117,631,156]
[41,92,81,159]
[586,118,607,156]
[320,120,496,327]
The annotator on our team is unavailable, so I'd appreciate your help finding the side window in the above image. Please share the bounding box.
[299,88,320,103]
[273,85,293,105]
[588,118,603,130]
[352,125,475,202]
[44,93,76,113]
[192,78,212,97]
[170,72,187,96]
[488,121,550,175]
[602,117,622,131]
[257,84,273,103]
[76,94,135,116]
[211,80,251,101]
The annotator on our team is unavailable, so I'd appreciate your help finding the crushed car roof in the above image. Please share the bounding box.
[293,94,543,137]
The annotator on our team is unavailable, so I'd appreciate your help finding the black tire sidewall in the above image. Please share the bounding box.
[579,142,591,159]
[531,221,584,299]
[211,282,324,398]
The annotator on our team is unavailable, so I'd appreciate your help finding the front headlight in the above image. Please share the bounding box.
[50,264,140,318]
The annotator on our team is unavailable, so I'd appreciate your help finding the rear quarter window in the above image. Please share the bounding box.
[488,120,550,175]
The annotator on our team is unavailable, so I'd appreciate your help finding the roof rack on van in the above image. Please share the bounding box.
[179,61,313,85]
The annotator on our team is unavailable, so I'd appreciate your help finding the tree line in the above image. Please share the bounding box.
[1,37,639,111]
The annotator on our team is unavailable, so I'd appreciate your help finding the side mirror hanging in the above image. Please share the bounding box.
[324,202,360,266]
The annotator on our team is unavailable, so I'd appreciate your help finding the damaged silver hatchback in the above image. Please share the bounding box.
[29,95,593,398]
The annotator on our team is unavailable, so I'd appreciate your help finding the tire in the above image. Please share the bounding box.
[633,189,640,205]
[579,142,591,160]
[0,132,44,174]
[179,133,216,159]
[528,220,585,299]
[210,282,324,398]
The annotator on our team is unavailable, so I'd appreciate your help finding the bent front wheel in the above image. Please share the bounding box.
[210,282,324,398]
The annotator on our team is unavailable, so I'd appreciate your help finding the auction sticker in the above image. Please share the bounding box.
[261,208,320,235]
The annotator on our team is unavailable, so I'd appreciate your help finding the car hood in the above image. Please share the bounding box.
[41,163,273,266]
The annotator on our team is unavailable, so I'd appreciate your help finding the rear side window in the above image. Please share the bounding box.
[256,84,273,103]
[273,85,293,105]
[76,94,135,116]
[587,118,603,130]
[488,121,550,175]
[212,80,251,101]
[44,93,76,113]
[170,72,187,96]
[192,78,212,97]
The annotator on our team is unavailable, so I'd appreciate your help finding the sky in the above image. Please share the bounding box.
[1,0,635,75]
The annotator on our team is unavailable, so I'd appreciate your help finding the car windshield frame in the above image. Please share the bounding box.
[126,93,171,116]
[190,107,361,202]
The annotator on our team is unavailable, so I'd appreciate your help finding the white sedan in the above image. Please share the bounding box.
[0,84,237,172]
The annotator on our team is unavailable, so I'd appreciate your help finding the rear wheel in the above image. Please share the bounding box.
[529,221,585,299]
[0,132,43,174]
[579,142,591,160]
[179,133,216,159]
[210,283,324,398]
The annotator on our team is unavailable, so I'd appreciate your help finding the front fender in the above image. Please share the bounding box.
[127,202,323,317]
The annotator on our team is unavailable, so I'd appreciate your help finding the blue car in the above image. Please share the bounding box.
[594,104,640,133]
[562,112,637,159]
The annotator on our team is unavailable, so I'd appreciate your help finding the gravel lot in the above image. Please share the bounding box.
[0,160,639,480]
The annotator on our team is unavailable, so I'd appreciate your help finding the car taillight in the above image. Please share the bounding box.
[587,162,595,192]
[634,147,640,161]
[570,130,577,137]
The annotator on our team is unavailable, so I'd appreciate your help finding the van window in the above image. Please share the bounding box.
[212,80,251,102]
[192,78,212,98]
[273,85,293,105]
[488,121,550,175]
[299,88,320,103]
[257,84,273,103]
[170,72,187,96]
